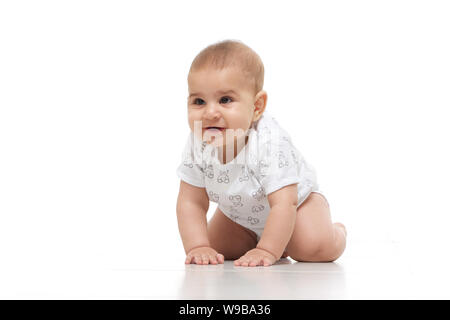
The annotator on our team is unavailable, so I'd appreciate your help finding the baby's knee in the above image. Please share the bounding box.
[289,234,336,262]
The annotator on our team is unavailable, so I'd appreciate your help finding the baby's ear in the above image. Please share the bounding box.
[253,90,268,121]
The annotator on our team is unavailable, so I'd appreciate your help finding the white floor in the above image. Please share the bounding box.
[2,240,450,299]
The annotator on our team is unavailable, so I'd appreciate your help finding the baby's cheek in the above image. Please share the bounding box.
[188,118,204,139]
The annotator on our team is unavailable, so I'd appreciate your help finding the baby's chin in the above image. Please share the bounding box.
[203,136,226,148]
[193,128,249,147]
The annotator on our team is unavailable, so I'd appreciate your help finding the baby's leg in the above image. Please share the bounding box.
[207,207,258,260]
[285,192,347,262]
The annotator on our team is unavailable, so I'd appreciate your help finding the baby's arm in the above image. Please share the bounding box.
[176,180,210,252]
[235,184,298,266]
[176,180,224,264]
[257,183,298,259]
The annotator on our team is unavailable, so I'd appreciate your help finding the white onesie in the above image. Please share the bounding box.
[176,112,323,240]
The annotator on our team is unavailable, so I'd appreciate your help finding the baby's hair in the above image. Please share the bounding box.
[189,39,264,95]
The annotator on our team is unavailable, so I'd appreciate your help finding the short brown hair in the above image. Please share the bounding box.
[189,39,265,95]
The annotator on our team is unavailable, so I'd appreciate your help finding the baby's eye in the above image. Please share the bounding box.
[193,98,205,105]
[220,96,232,104]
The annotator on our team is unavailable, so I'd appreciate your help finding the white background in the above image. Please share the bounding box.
[1,0,449,298]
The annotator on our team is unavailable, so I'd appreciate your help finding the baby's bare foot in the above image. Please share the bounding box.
[334,222,347,237]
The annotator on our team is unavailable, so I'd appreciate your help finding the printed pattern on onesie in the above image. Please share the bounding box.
[176,113,320,231]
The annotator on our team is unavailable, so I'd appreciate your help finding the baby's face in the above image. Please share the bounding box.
[187,67,258,148]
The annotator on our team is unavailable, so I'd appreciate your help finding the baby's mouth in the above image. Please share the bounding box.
[203,127,226,144]
[204,126,226,132]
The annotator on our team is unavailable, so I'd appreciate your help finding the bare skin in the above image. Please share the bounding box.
[182,189,347,266]
[205,191,347,266]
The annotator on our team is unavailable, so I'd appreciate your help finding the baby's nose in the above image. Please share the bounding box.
[203,104,221,119]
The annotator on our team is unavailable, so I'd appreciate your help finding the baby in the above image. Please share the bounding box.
[176,40,347,267]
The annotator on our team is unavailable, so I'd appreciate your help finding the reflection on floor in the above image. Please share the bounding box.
[3,241,450,299]
[178,259,346,299]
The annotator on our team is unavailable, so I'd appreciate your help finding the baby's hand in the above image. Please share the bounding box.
[185,246,225,265]
[234,248,277,267]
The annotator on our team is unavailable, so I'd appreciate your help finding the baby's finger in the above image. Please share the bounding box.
[209,255,218,265]
[185,255,193,264]
[234,255,248,266]
[263,257,272,267]
[240,258,250,267]
[201,254,209,265]
[217,253,225,264]
[194,255,202,264]
[249,258,261,267]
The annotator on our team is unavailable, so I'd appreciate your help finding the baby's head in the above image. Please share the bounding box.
[187,40,267,148]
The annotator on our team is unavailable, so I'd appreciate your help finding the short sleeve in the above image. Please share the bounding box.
[176,133,205,188]
[255,134,302,195]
